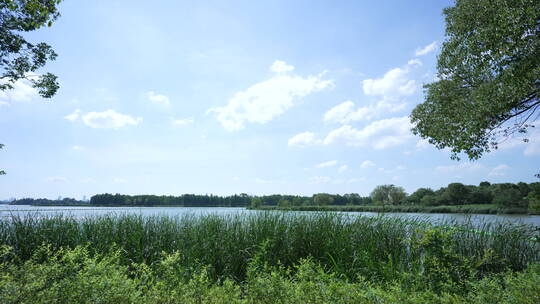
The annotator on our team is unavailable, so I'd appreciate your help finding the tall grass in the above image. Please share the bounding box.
[0,212,538,282]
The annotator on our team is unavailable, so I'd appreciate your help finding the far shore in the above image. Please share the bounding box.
[4,203,537,215]
[249,204,535,215]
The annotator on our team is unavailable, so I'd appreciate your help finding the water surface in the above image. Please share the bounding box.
[1,204,539,226]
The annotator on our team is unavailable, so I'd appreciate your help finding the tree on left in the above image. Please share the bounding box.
[1,0,62,175]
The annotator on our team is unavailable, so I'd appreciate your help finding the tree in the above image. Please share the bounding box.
[250,197,262,208]
[1,0,62,175]
[443,183,470,205]
[370,185,407,206]
[406,188,435,204]
[410,0,540,161]
[313,193,333,206]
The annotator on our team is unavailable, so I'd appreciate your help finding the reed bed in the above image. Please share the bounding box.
[0,212,538,282]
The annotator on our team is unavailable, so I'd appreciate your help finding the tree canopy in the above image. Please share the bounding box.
[410,0,540,160]
[1,0,62,175]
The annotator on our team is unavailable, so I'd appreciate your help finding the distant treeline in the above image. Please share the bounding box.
[9,181,540,214]
[10,197,87,206]
[88,193,372,207]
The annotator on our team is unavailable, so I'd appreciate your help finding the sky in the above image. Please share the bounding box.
[1,0,539,200]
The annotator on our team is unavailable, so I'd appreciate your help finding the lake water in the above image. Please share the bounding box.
[1,204,540,226]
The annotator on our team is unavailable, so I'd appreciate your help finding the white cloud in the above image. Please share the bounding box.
[491,125,540,156]
[524,132,540,156]
[315,160,338,168]
[360,160,376,168]
[323,117,414,149]
[209,61,333,131]
[71,145,84,151]
[64,109,81,122]
[0,101,10,107]
[436,162,483,173]
[171,117,194,126]
[46,176,68,183]
[270,60,294,73]
[362,63,417,98]
[416,138,431,149]
[308,176,331,184]
[488,164,510,177]
[81,109,142,129]
[288,131,320,147]
[407,59,422,66]
[338,165,348,173]
[0,77,38,103]
[324,99,406,124]
[147,91,170,107]
[415,41,437,56]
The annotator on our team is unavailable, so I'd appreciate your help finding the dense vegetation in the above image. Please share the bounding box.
[0,213,538,303]
[9,197,87,206]
[9,181,540,214]
[410,0,540,161]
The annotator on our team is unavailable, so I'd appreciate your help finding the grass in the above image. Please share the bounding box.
[0,212,538,281]
[252,204,530,214]
[0,212,539,303]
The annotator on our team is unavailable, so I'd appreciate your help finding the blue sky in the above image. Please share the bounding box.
[1,0,538,199]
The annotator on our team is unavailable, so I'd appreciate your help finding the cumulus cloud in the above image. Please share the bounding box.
[362,62,418,98]
[488,164,510,177]
[209,61,333,131]
[147,91,170,107]
[360,160,376,168]
[69,109,143,129]
[436,162,483,173]
[270,60,294,73]
[0,77,38,103]
[64,109,81,122]
[308,176,331,184]
[171,117,194,126]
[288,131,320,147]
[407,59,422,66]
[323,99,406,124]
[338,165,348,173]
[323,117,414,149]
[315,160,338,168]
[415,41,437,56]
[492,125,540,156]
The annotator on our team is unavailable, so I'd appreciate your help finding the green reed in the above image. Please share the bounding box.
[0,212,538,282]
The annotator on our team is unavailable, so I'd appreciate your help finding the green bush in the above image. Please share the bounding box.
[0,245,539,304]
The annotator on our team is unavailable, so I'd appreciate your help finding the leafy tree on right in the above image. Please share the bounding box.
[410,0,540,161]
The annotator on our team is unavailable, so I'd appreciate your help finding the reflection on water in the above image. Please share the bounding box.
[1,204,539,226]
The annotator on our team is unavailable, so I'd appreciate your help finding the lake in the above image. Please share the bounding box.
[2,204,540,226]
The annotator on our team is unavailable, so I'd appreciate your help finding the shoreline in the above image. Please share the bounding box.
[249,204,535,215]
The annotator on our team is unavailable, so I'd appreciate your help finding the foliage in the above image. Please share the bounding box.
[410,0,540,160]
[313,193,334,206]
[370,184,407,206]
[0,243,539,303]
[1,0,63,175]
[526,190,540,214]
[406,188,434,205]
[0,213,538,285]
[0,0,61,98]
